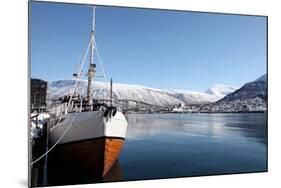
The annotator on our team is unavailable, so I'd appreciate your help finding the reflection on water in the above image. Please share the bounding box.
[47,159,123,186]
[120,113,267,180]
[126,113,267,144]
[45,113,267,186]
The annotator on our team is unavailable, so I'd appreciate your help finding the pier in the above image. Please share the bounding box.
[30,116,48,187]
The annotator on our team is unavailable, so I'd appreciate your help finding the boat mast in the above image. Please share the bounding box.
[87,6,96,106]
[110,78,113,107]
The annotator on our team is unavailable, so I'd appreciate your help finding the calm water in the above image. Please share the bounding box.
[120,113,267,181]
[45,113,267,186]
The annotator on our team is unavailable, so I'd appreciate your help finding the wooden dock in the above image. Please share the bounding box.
[30,120,48,187]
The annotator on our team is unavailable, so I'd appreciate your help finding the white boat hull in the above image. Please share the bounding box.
[49,110,127,146]
[48,109,128,177]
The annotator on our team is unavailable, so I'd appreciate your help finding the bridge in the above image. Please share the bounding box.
[48,97,174,113]
[98,98,172,112]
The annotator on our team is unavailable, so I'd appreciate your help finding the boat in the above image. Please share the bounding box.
[48,6,128,179]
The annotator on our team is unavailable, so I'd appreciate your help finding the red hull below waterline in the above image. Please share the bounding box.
[48,137,125,180]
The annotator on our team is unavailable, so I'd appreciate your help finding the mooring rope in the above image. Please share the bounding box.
[31,34,96,166]
[30,116,76,166]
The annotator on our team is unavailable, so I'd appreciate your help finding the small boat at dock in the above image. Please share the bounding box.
[48,6,128,178]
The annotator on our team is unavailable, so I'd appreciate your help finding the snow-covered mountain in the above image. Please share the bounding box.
[48,79,238,106]
[205,84,239,99]
[203,74,267,112]
[48,79,182,106]
[166,89,220,105]
[255,74,266,82]
[217,74,267,102]
[165,84,238,105]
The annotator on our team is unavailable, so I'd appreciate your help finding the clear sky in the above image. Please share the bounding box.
[30,1,267,92]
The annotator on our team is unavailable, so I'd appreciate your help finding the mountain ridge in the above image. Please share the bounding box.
[202,74,267,112]
[48,79,238,106]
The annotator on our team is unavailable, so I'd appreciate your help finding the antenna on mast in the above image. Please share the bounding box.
[87,6,97,106]
[110,78,113,107]
[92,6,96,33]
[90,6,96,65]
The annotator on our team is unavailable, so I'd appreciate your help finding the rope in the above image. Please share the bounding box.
[93,39,109,92]
[30,37,93,166]
[30,116,76,165]
[94,39,122,100]
[66,37,93,110]
[54,37,93,123]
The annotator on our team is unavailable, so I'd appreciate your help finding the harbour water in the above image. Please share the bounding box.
[46,113,267,186]
[120,113,267,180]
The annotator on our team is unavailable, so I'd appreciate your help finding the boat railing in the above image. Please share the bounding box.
[49,98,122,118]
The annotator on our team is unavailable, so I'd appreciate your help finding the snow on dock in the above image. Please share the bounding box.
[30,112,50,187]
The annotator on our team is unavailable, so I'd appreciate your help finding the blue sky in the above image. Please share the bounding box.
[30,2,267,92]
